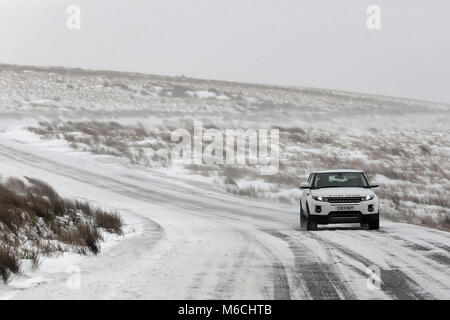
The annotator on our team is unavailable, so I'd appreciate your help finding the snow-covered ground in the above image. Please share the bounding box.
[0,136,449,299]
[0,65,449,299]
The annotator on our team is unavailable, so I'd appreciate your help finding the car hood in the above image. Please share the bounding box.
[311,187,374,197]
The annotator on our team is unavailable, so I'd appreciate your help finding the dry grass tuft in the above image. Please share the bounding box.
[0,177,124,282]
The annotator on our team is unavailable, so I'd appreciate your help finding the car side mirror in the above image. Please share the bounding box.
[370,183,380,188]
[299,182,310,189]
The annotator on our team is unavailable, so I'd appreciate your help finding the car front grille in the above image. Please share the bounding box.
[327,197,362,203]
[329,211,362,217]
[329,211,363,221]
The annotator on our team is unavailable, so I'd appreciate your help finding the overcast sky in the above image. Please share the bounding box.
[1,0,449,104]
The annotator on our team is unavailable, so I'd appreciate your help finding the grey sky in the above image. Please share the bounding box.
[1,0,449,104]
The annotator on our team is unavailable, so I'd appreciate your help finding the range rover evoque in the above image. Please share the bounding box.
[299,170,380,231]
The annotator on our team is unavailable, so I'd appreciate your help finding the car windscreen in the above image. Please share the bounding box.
[312,172,369,188]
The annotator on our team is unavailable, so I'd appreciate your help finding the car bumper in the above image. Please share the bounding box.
[310,212,379,224]
[308,198,379,224]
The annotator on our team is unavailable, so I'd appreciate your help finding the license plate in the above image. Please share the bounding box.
[336,206,355,211]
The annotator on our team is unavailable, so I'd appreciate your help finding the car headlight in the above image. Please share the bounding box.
[362,195,375,201]
[312,195,326,202]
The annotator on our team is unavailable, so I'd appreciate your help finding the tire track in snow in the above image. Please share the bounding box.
[194,224,291,300]
[263,229,356,300]
[213,247,250,299]
[241,233,292,300]
[377,229,450,269]
[305,231,432,300]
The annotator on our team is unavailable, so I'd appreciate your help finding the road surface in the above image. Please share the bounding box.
[0,138,449,300]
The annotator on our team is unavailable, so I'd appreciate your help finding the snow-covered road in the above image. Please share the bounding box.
[0,138,449,300]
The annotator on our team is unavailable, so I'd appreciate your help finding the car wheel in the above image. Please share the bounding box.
[368,214,380,230]
[300,203,307,230]
[307,219,318,231]
[306,204,317,231]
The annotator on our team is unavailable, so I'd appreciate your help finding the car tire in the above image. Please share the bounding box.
[300,203,307,230]
[368,214,380,230]
[306,204,318,231]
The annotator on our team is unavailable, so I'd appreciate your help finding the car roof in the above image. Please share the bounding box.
[314,169,364,174]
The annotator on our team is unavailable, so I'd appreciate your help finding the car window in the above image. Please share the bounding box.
[313,172,368,188]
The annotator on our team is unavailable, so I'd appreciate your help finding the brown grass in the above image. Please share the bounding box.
[0,177,124,282]
[0,246,21,282]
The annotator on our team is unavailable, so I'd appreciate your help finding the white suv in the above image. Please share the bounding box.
[299,170,380,231]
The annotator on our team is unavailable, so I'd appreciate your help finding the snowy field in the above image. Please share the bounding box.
[0,64,449,299]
